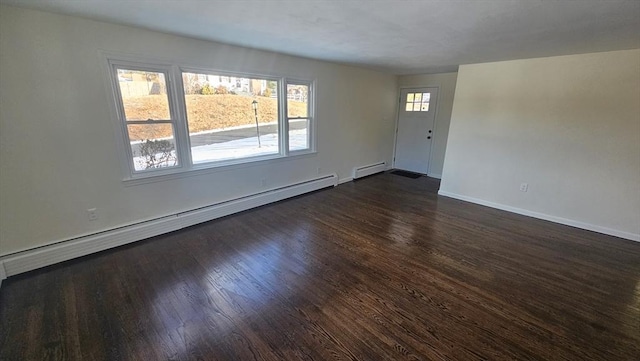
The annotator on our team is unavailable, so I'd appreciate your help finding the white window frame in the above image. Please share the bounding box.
[285,79,315,154]
[107,59,189,175]
[103,54,316,184]
[179,67,287,170]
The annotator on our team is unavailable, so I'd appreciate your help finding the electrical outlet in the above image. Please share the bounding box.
[87,208,98,221]
[519,183,528,192]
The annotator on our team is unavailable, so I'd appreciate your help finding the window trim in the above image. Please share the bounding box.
[103,54,316,183]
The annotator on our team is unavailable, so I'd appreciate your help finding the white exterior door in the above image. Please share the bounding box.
[394,87,438,174]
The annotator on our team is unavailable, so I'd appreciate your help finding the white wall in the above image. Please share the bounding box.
[441,49,640,240]
[397,72,458,178]
[0,6,398,256]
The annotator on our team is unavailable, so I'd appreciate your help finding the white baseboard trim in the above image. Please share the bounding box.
[0,174,338,279]
[438,191,640,242]
[428,173,442,179]
[338,177,353,184]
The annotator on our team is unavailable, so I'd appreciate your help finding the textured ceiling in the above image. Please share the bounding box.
[2,0,639,74]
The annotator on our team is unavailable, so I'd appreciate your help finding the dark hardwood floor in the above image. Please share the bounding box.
[1,173,639,360]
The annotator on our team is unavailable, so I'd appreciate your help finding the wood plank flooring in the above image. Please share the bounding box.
[1,173,639,360]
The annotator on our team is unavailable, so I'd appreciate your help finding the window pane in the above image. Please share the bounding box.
[117,69,170,121]
[405,102,413,111]
[127,124,178,171]
[421,103,429,111]
[289,118,309,151]
[423,93,431,102]
[287,83,310,151]
[413,103,421,111]
[406,93,414,102]
[182,72,279,163]
[287,84,309,118]
[414,93,422,102]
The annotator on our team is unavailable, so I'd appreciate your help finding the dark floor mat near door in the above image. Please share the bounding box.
[390,170,423,179]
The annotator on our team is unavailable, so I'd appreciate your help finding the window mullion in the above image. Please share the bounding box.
[161,70,186,171]
[169,66,193,169]
[309,82,315,152]
[281,79,289,156]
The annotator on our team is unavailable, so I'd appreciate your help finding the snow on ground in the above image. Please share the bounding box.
[192,129,308,163]
[191,133,279,163]
[133,129,308,170]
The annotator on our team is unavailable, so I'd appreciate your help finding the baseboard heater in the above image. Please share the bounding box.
[353,162,386,179]
[0,174,338,280]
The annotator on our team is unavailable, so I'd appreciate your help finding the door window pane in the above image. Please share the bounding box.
[405,92,431,112]
[421,93,430,111]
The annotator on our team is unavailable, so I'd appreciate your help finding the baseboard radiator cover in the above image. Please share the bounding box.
[353,162,386,179]
[0,262,6,286]
[0,174,338,280]
[178,174,337,228]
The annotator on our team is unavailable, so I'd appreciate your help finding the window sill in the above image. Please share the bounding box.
[122,150,317,187]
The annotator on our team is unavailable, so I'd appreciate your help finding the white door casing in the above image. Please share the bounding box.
[394,87,438,174]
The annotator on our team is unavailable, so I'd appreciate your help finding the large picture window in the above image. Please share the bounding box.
[107,57,315,180]
[181,71,280,164]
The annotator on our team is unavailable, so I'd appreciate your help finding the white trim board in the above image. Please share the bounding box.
[438,191,640,242]
[0,174,338,281]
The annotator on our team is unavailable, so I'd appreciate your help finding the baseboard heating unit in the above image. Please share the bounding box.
[0,174,338,280]
[353,162,386,179]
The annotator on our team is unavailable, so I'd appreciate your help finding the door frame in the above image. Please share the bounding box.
[392,85,442,176]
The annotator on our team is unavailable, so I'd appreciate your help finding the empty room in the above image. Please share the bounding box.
[0,1,639,360]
